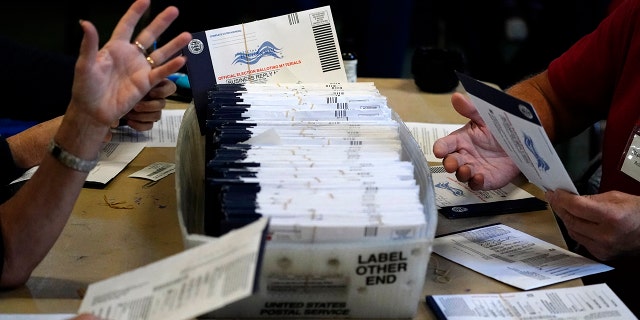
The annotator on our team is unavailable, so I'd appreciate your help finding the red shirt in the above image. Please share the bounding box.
[548,0,640,195]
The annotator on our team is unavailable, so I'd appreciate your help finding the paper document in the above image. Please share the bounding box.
[431,165,547,218]
[12,142,145,188]
[426,283,637,320]
[111,109,185,147]
[78,217,269,320]
[456,72,578,194]
[406,122,463,162]
[432,223,613,290]
[129,162,175,182]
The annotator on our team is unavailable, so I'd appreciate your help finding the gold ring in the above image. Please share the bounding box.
[133,41,146,54]
[146,55,155,66]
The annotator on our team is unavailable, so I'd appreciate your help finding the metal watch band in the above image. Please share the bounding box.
[48,140,98,173]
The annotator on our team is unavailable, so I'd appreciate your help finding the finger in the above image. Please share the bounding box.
[144,79,176,100]
[550,189,602,223]
[433,121,472,159]
[111,0,151,42]
[134,6,180,49]
[442,154,463,173]
[132,98,166,113]
[77,20,100,70]
[146,32,192,68]
[454,164,472,182]
[466,174,486,190]
[148,55,188,85]
[547,190,599,243]
[433,136,457,159]
[123,119,156,132]
[451,93,486,127]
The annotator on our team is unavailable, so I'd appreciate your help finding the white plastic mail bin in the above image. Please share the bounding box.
[175,104,438,318]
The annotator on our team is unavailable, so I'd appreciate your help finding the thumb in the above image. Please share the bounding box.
[77,20,99,68]
[451,92,486,127]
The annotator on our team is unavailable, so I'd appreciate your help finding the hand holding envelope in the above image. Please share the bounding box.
[455,72,579,195]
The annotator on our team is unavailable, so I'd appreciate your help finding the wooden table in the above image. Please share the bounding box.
[0,78,581,319]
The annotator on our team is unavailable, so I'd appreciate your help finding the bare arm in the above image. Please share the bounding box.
[506,70,590,142]
[0,0,191,287]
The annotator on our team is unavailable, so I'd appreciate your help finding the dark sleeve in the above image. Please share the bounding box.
[0,137,26,186]
[0,223,3,282]
[0,35,76,122]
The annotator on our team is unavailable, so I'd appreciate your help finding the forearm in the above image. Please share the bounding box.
[505,71,561,141]
[0,111,107,288]
[505,71,592,142]
[6,117,63,170]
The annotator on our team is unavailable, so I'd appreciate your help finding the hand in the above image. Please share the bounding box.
[546,189,640,261]
[64,0,191,148]
[0,0,192,289]
[432,92,521,190]
[117,78,177,131]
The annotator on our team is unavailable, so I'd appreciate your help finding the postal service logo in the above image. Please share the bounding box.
[233,41,283,65]
[188,39,204,55]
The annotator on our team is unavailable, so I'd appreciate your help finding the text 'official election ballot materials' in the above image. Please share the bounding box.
[426,283,636,320]
[183,5,348,134]
[432,223,612,290]
[456,72,579,195]
[175,83,438,318]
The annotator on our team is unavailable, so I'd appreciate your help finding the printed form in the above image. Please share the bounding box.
[77,217,269,320]
[432,223,612,290]
[426,283,636,320]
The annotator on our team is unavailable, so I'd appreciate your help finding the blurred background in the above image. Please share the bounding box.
[0,0,614,184]
[0,0,612,88]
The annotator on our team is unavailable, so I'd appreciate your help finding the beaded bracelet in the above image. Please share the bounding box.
[48,139,98,172]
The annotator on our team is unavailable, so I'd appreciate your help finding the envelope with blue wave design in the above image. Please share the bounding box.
[183,5,348,134]
[456,72,579,195]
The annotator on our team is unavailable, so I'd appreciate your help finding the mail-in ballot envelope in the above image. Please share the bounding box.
[183,6,348,133]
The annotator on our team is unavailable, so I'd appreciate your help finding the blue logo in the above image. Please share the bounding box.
[435,181,464,196]
[523,133,550,171]
[233,41,283,65]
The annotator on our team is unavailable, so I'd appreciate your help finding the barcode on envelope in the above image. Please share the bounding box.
[287,13,300,25]
[312,24,341,73]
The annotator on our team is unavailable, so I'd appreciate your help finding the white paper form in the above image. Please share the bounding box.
[11,142,145,187]
[430,165,538,209]
[110,109,185,147]
[78,217,269,320]
[432,223,612,290]
[406,122,463,162]
[456,73,578,194]
[426,283,637,320]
